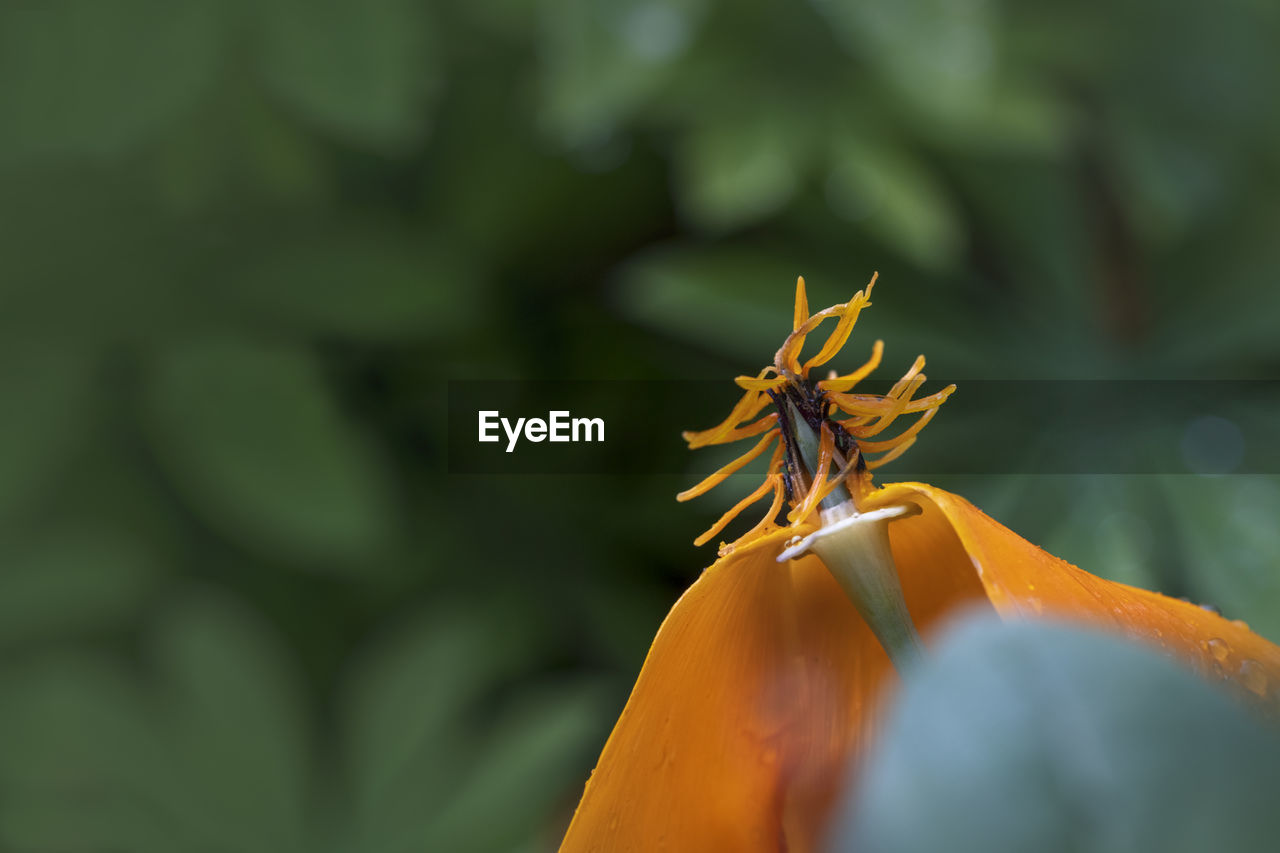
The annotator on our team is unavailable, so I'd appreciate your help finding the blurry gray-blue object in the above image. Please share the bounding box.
[827,613,1280,853]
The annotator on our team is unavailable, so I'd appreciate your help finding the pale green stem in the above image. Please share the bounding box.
[808,503,926,672]
[782,403,926,673]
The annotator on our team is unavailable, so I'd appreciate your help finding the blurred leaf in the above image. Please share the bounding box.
[144,339,396,569]
[0,342,96,525]
[0,593,314,853]
[1108,114,1225,246]
[341,606,516,819]
[615,244,816,363]
[0,0,221,160]
[948,157,1099,360]
[1036,477,1161,591]
[0,655,174,852]
[826,130,963,270]
[929,81,1073,156]
[830,615,1280,853]
[151,590,310,853]
[539,0,706,145]
[228,224,473,342]
[1161,475,1280,645]
[675,109,808,230]
[341,605,608,853]
[254,0,437,149]
[1149,194,1280,367]
[0,171,210,340]
[150,88,334,213]
[813,0,997,124]
[423,680,610,853]
[0,521,159,647]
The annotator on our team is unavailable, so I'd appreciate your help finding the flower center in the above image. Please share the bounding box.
[676,274,954,559]
[775,408,927,673]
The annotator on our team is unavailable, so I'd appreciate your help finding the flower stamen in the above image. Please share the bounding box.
[678,273,953,555]
[677,429,780,502]
[693,473,783,548]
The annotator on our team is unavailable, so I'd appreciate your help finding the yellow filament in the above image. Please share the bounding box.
[787,425,835,523]
[816,339,884,393]
[680,273,953,551]
[776,306,843,375]
[866,436,918,469]
[814,446,864,504]
[709,413,779,444]
[774,276,876,375]
[849,375,926,439]
[800,275,877,373]
[677,430,780,502]
[837,415,876,431]
[693,474,781,547]
[682,383,771,448]
[897,384,956,412]
[735,376,789,392]
[830,385,955,419]
[887,355,926,399]
[857,404,943,453]
[719,475,786,556]
[828,394,897,416]
[793,276,809,332]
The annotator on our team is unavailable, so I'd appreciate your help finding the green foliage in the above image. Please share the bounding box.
[143,338,397,570]
[1,0,1279,848]
[0,594,609,852]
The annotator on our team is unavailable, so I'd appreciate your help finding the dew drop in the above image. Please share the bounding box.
[1233,618,1251,631]
[1239,659,1268,697]
[1207,637,1231,663]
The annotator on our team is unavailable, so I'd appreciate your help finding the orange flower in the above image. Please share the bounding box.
[560,276,1280,852]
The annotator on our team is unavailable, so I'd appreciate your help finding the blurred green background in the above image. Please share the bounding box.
[3,0,1280,850]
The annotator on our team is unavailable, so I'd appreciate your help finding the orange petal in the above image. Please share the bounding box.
[561,508,998,851]
[563,483,1280,851]
[868,482,1280,713]
[560,531,892,852]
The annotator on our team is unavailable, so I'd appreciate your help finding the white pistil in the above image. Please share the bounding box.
[778,499,927,672]
[776,502,915,562]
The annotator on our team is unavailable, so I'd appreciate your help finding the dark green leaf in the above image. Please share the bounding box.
[676,112,808,231]
[144,339,396,568]
[0,521,160,646]
[228,224,473,342]
[0,343,96,525]
[254,0,437,149]
[0,655,174,851]
[0,0,221,160]
[151,590,311,853]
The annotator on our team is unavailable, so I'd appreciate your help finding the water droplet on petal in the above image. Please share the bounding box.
[1206,637,1231,663]
[1239,659,1268,697]
[1233,618,1251,631]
